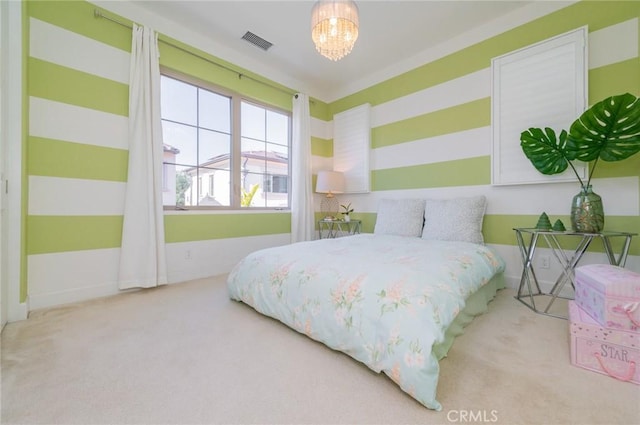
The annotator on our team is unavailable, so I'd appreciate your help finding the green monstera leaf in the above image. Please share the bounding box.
[520,92,640,188]
[567,92,640,162]
[520,127,574,175]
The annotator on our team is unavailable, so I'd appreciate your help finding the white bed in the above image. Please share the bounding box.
[227,196,506,410]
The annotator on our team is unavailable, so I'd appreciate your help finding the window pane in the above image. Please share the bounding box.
[266,142,288,174]
[241,137,265,154]
[199,129,230,167]
[198,167,230,206]
[266,110,288,145]
[242,172,265,208]
[241,102,265,141]
[162,121,197,166]
[161,76,197,126]
[170,165,196,207]
[199,89,231,133]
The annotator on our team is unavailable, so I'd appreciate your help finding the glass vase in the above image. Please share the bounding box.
[570,185,604,233]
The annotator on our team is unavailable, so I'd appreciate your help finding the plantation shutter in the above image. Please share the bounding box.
[491,27,588,185]
[333,103,371,193]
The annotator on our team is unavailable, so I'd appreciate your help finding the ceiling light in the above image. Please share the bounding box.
[311,0,359,61]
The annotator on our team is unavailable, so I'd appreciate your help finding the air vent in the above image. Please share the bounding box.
[241,31,273,51]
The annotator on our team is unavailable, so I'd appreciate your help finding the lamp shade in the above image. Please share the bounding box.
[315,170,345,194]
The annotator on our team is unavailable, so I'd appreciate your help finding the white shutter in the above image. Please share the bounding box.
[333,103,370,193]
[491,27,588,186]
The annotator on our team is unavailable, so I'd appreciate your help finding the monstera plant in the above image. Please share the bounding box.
[520,92,640,232]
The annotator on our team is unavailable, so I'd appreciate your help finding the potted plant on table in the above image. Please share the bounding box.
[340,203,354,222]
[520,92,640,233]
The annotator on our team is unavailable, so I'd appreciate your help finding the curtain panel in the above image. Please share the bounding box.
[291,93,314,243]
[118,24,168,289]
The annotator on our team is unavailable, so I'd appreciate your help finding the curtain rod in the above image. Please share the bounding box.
[94,9,298,99]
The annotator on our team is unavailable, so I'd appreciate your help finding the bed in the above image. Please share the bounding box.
[227,197,506,410]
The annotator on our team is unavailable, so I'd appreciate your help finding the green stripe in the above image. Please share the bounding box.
[372,98,490,149]
[484,214,640,256]
[21,1,29,303]
[165,213,291,243]
[28,0,132,52]
[28,137,128,182]
[593,154,640,179]
[28,57,129,116]
[372,157,490,191]
[310,98,331,121]
[330,1,639,114]
[27,215,123,255]
[589,58,640,102]
[355,213,639,256]
[311,136,332,157]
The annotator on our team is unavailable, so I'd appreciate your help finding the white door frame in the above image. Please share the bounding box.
[1,0,28,326]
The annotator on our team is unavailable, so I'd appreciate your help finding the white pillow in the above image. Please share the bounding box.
[421,196,487,244]
[374,199,425,237]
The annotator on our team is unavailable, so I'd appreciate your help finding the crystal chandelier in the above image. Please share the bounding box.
[311,0,359,61]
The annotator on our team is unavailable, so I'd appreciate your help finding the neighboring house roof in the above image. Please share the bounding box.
[180,150,288,173]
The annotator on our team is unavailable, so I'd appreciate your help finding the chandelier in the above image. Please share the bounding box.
[311,0,359,61]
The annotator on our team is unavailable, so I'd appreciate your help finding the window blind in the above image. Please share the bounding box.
[491,27,588,186]
[333,103,371,193]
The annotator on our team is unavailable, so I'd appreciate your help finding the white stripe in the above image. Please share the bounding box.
[28,233,292,309]
[341,177,639,217]
[372,127,490,171]
[311,116,332,140]
[29,17,130,84]
[166,234,291,283]
[372,69,491,128]
[589,18,638,70]
[28,248,121,310]
[28,176,126,216]
[29,97,128,150]
[311,155,333,174]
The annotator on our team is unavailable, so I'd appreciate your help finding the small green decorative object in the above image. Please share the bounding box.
[536,212,552,230]
[552,219,566,232]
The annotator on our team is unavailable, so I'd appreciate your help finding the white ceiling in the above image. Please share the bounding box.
[121,1,563,102]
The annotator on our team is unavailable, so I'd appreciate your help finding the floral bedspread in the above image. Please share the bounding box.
[227,234,505,410]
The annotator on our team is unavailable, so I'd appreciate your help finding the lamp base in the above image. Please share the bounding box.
[321,195,339,220]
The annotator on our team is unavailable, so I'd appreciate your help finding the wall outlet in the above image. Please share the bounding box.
[185,249,192,260]
[540,255,550,269]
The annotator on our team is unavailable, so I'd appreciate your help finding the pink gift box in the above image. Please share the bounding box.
[574,264,640,331]
[569,301,639,385]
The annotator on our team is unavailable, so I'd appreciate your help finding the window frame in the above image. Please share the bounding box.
[160,67,292,211]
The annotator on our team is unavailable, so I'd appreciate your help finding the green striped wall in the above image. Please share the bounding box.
[325,1,640,256]
[329,1,640,114]
[25,0,298,262]
[21,0,640,304]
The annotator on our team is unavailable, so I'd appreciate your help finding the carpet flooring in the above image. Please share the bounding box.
[1,274,638,424]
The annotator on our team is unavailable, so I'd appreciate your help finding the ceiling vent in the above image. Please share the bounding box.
[241,31,273,51]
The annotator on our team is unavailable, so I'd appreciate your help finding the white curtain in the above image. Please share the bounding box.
[291,93,315,243]
[118,24,167,289]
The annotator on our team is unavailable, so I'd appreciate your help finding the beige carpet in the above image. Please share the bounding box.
[1,275,638,425]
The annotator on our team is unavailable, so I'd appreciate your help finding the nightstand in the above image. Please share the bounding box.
[513,228,636,319]
[318,219,361,239]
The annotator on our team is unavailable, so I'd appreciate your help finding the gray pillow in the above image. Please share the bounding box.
[374,199,426,237]
[422,196,487,244]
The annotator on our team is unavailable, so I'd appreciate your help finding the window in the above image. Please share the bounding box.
[333,103,371,193]
[160,72,291,209]
[491,27,588,186]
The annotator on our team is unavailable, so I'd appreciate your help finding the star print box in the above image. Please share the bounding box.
[569,301,639,385]
[574,264,640,331]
